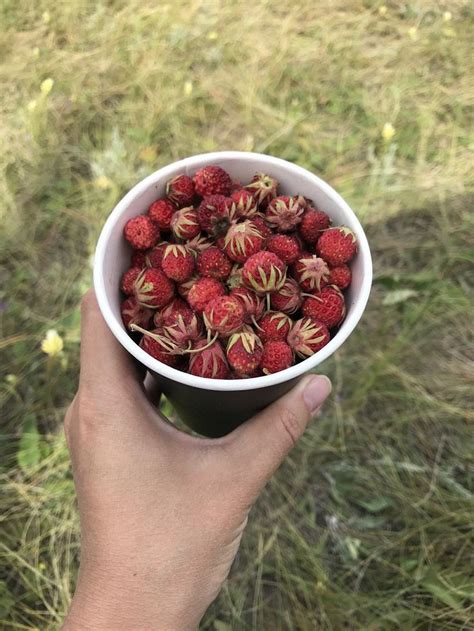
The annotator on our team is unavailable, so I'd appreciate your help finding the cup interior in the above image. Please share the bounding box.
[94,151,372,392]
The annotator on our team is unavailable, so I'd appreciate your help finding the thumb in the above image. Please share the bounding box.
[229,374,332,493]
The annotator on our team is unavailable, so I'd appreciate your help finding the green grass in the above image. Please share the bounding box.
[1,1,473,628]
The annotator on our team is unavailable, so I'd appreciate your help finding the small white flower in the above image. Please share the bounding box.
[443,11,452,22]
[40,78,54,96]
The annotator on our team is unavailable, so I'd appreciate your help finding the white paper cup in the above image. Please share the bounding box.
[94,151,372,436]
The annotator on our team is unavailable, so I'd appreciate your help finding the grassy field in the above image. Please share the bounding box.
[1,0,473,628]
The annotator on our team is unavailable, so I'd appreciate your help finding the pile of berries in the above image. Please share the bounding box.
[120,165,357,378]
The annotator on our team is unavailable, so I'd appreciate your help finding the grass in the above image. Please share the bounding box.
[1,0,473,628]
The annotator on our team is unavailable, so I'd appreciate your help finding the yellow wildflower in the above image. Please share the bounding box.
[40,78,54,96]
[183,80,193,96]
[33,47,40,58]
[27,100,37,112]
[408,27,418,40]
[41,330,64,357]
[207,31,218,41]
[378,6,387,15]
[139,146,157,163]
[94,175,113,189]
[442,27,456,37]
[443,11,452,22]
[42,11,51,24]
[382,122,396,142]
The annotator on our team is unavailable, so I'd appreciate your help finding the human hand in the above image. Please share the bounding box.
[62,290,331,631]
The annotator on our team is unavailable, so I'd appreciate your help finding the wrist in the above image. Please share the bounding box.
[63,562,201,631]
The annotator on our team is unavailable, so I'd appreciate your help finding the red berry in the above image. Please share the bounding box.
[164,312,203,348]
[170,206,200,240]
[124,215,160,250]
[316,226,357,265]
[203,295,245,336]
[197,195,232,236]
[265,196,304,232]
[287,318,330,358]
[154,298,192,328]
[328,264,352,289]
[269,277,303,314]
[302,286,346,328]
[193,165,232,197]
[161,244,195,282]
[121,266,142,295]
[187,277,226,313]
[223,220,264,263]
[230,287,264,323]
[261,340,293,374]
[244,172,278,207]
[266,233,301,264]
[197,247,232,281]
[131,250,147,267]
[121,297,153,330]
[148,198,176,231]
[189,339,229,379]
[166,174,195,207]
[226,327,264,376]
[177,275,199,299]
[185,233,212,255]
[258,311,292,343]
[250,215,273,238]
[146,242,168,268]
[139,329,179,366]
[134,268,175,308]
[299,208,331,243]
[242,251,287,295]
[293,254,330,292]
[229,189,259,218]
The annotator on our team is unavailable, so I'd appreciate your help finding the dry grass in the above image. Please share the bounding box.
[1,1,473,629]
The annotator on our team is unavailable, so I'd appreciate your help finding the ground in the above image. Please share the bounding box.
[1,1,473,629]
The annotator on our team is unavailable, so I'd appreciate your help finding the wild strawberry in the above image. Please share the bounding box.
[161,244,195,282]
[242,251,287,295]
[203,295,245,336]
[230,287,264,324]
[131,250,147,267]
[266,233,301,264]
[226,264,244,289]
[229,189,259,218]
[134,268,175,308]
[328,264,352,289]
[269,277,303,314]
[159,297,194,328]
[189,339,229,379]
[223,220,264,263]
[164,313,203,348]
[226,327,264,376]
[197,246,232,280]
[166,174,195,207]
[185,233,212,255]
[187,277,226,313]
[302,286,346,328]
[148,198,176,231]
[121,266,142,295]
[146,242,168,268]
[250,215,273,239]
[293,254,330,292]
[124,215,160,250]
[316,226,357,265]
[137,328,180,366]
[261,340,293,374]
[193,165,232,197]
[177,275,199,299]
[244,172,278,207]
[287,318,330,358]
[170,206,200,240]
[197,195,233,236]
[257,311,292,343]
[265,196,304,232]
[121,297,153,330]
[299,207,331,243]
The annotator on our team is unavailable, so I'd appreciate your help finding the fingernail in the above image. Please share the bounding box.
[303,375,332,415]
